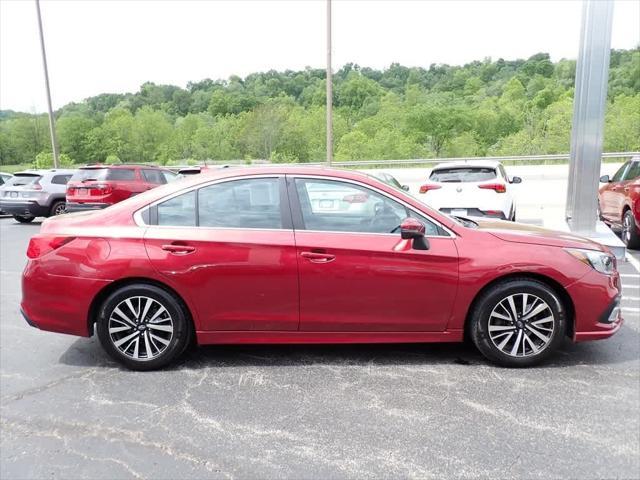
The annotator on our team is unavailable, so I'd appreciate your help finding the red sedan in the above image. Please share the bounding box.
[22,167,623,370]
[599,156,640,249]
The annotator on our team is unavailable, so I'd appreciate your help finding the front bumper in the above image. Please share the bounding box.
[569,270,624,342]
[65,202,111,213]
[0,200,49,217]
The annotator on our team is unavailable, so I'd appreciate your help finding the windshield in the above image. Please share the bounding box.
[429,167,496,183]
[70,168,109,182]
[7,174,42,186]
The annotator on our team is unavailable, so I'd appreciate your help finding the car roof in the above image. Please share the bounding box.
[173,165,376,186]
[432,161,502,170]
[14,169,76,175]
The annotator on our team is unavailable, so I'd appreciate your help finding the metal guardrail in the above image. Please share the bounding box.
[169,151,639,170]
[315,151,639,167]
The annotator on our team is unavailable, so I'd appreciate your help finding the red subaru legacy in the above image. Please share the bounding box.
[22,167,623,370]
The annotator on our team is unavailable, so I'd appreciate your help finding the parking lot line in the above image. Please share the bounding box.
[625,253,640,273]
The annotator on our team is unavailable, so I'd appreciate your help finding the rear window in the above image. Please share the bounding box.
[71,168,136,182]
[51,174,72,185]
[429,167,496,183]
[7,174,42,186]
[71,168,109,182]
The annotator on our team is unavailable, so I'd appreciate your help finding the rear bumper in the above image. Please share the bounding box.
[0,200,49,217]
[21,259,110,337]
[66,202,111,213]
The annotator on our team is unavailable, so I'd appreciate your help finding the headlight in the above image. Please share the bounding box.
[565,248,616,275]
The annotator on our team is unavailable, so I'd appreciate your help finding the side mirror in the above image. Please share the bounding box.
[400,218,429,250]
[599,175,610,183]
[402,184,410,191]
[510,176,522,184]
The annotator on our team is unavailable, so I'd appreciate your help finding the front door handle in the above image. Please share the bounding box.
[301,251,336,263]
[162,244,196,254]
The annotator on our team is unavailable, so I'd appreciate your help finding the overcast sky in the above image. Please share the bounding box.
[1,0,638,113]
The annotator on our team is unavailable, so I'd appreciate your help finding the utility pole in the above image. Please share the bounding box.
[35,0,59,168]
[326,0,333,166]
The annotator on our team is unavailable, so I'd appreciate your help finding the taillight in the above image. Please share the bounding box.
[91,184,113,195]
[26,235,75,259]
[32,182,42,191]
[478,183,506,193]
[343,193,368,203]
[419,184,442,194]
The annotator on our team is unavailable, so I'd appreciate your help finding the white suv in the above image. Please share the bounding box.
[418,161,521,221]
[0,169,76,223]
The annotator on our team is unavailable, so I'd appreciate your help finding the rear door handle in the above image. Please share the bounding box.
[301,251,336,263]
[162,244,196,254]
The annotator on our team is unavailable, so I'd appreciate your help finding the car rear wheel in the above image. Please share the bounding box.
[622,210,640,249]
[13,215,34,223]
[50,200,66,216]
[470,278,566,367]
[96,284,192,371]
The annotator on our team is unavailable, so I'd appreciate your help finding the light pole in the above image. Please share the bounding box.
[326,0,333,166]
[35,0,59,168]
[565,0,614,233]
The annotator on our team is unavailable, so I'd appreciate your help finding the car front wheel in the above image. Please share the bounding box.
[96,284,192,370]
[470,278,566,367]
[622,210,640,249]
[13,215,34,223]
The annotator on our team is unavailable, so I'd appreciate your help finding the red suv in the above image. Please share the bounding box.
[66,164,178,213]
[599,156,640,249]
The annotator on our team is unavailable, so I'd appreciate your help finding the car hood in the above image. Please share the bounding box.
[472,218,607,251]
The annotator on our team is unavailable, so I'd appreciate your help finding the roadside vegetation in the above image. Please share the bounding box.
[0,48,638,168]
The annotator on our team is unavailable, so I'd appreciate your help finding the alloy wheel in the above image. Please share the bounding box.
[108,296,174,360]
[53,203,66,215]
[488,293,555,357]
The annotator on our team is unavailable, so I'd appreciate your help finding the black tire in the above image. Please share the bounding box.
[96,283,192,371]
[50,200,66,216]
[469,278,566,367]
[622,210,640,249]
[13,215,34,223]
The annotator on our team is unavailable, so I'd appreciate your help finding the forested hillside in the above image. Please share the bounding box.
[1,49,638,166]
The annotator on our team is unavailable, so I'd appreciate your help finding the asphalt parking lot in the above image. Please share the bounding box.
[1,216,639,479]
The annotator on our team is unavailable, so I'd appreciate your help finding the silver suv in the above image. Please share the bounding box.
[0,169,76,223]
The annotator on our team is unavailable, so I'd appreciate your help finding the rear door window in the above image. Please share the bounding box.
[142,169,166,184]
[198,178,282,229]
[51,174,72,185]
[162,171,178,183]
[429,168,496,183]
[157,191,196,227]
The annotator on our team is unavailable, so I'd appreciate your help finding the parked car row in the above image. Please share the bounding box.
[0,164,177,222]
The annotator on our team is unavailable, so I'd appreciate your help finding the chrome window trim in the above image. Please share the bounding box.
[291,174,456,238]
[133,172,456,238]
